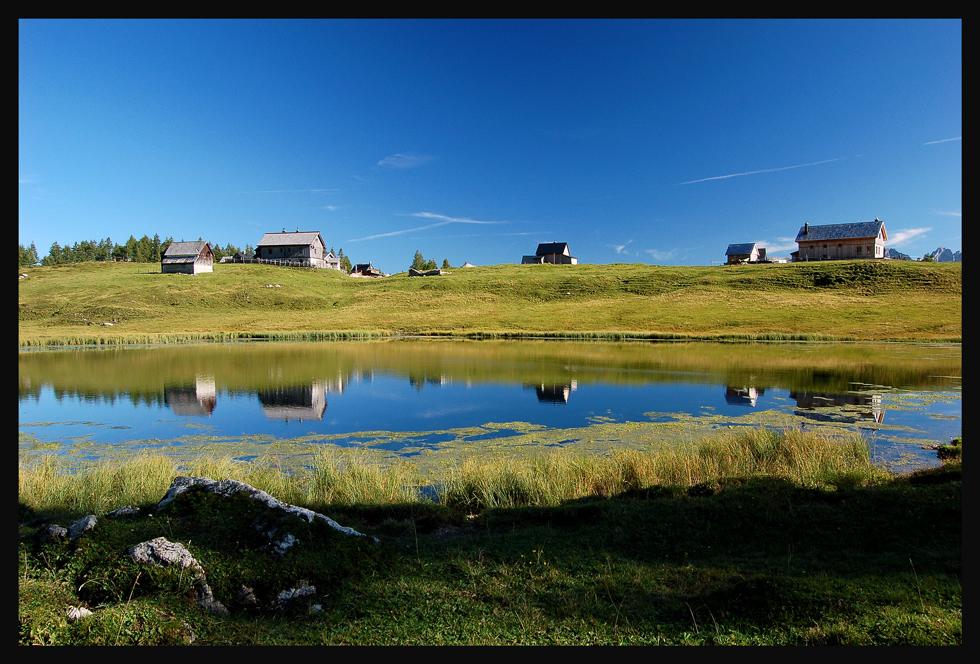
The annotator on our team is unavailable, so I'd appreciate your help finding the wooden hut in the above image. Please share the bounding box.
[161,241,214,275]
[725,242,765,265]
[521,242,578,264]
[254,230,329,268]
[793,219,888,261]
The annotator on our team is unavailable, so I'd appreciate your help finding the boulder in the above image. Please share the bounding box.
[128,537,228,616]
[156,476,378,547]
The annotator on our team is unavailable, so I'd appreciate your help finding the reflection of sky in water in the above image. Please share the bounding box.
[19,375,960,455]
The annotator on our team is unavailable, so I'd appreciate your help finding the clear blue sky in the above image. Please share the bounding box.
[19,19,961,273]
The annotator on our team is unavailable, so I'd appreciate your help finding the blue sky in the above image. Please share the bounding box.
[19,19,961,273]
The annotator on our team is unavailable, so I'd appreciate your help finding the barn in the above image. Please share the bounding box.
[161,241,214,275]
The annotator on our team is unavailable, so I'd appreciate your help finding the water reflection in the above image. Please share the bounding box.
[163,375,216,417]
[19,340,959,467]
[725,386,765,407]
[525,380,578,404]
[791,391,885,425]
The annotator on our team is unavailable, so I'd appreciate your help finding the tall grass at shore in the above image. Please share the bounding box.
[19,428,882,517]
[438,428,879,510]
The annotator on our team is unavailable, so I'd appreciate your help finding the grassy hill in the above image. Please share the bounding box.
[18,260,961,346]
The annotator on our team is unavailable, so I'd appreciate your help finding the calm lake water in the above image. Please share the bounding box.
[18,339,961,473]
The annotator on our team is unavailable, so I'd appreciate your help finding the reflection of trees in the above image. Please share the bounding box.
[409,373,449,391]
[790,391,884,424]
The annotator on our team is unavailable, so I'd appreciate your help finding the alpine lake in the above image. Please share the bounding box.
[19,339,961,482]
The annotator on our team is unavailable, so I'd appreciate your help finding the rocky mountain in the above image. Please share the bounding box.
[886,248,914,261]
[927,247,961,262]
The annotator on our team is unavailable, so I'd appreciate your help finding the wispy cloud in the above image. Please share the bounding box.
[347,212,505,242]
[240,189,338,194]
[643,248,679,261]
[680,158,845,185]
[612,240,633,254]
[936,210,961,217]
[377,153,436,169]
[886,227,932,246]
[923,137,961,145]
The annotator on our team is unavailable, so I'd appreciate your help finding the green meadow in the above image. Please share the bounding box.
[18,431,962,645]
[18,259,961,346]
[18,259,961,644]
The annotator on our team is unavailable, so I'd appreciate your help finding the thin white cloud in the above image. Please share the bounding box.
[347,212,505,242]
[936,210,961,217]
[680,158,845,185]
[377,153,436,169]
[612,240,633,254]
[643,248,678,261]
[411,212,504,225]
[923,137,961,145]
[886,227,932,246]
[241,189,338,194]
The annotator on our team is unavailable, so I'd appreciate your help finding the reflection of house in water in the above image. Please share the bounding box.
[725,386,765,407]
[257,381,331,422]
[409,374,450,390]
[164,375,217,416]
[791,391,884,424]
[525,379,578,404]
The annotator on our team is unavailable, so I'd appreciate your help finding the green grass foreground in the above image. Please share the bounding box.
[18,259,961,345]
[19,430,962,645]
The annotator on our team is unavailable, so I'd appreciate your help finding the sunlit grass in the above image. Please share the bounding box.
[19,428,885,516]
[19,260,961,345]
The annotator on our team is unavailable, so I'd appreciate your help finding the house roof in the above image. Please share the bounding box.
[725,242,758,256]
[163,241,211,257]
[256,231,325,248]
[536,242,570,256]
[795,219,887,243]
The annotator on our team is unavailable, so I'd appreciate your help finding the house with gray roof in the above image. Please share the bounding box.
[254,230,329,268]
[521,242,578,265]
[793,218,888,262]
[161,241,214,275]
[725,242,766,265]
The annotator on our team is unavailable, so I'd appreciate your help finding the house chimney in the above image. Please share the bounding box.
[804,222,809,235]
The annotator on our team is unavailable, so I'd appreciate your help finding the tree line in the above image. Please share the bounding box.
[410,250,451,272]
[19,236,357,272]
[18,235,255,268]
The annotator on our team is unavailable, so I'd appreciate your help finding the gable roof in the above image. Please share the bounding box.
[725,242,758,256]
[163,241,211,257]
[795,219,887,243]
[536,242,570,256]
[256,231,325,248]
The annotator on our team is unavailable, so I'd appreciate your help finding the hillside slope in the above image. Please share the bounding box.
[18,260,961,345]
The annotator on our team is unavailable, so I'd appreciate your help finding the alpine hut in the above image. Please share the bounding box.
[161,241,214,275]
[254,230,329,268]
[793,219,888,262]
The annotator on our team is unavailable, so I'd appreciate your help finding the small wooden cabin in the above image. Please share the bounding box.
[521,242,578,265]
[793,219,888,261]
[725,242,765,265]
[161,241,214,275]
